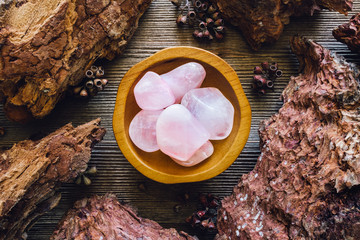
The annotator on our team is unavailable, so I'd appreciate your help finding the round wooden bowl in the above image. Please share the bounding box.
[113,46,251,184]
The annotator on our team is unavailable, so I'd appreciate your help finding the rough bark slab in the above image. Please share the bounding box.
[51,194,196,240]
[333,13,360,53]
[0,119,106,240]
[211,0,353,50]
[215,36,360,239]
[0,0,152,123]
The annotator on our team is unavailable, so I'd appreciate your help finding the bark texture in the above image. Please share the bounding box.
[216,36,360,239]
[0,0,152,123]
[333,13,360,53]
[0,119,106,240]
[211,0,353,50]
[51,194,197,240]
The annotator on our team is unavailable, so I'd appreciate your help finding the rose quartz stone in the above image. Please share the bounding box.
[181,87,234,140]
[129,110,162,152]
[172,141,214,167]
[156,104,210,161]
[161,62,206,103]
[134,71,175,110]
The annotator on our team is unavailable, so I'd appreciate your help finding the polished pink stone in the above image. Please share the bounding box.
[181,87,234,140]
[161,62,206,103]
[134,71,175,110]
[156,104,210,161]
[129,110,162,152]
[172,141,214,167]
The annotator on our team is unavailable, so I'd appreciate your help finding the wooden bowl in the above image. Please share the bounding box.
[113,46,251,184]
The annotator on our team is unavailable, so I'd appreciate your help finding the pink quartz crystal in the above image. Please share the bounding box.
[161,62,206,103]
[172,141,214,167]
[181,87,234,140]
[134,71,175,110]
[156,104,210,161]
[129,110,162,152]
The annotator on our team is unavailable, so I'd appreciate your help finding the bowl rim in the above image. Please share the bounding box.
[113,46,251,184]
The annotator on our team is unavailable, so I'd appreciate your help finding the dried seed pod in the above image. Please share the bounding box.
[94,79,103,88]
[269,64,277,73]
[200,219,209,229]
[194,0,202,10]
[258,89,266,95]
[73,86,83,95]
[215,32,223,40]
[266,80,274,88]
[96,69,105,77]
[176,15,187,25]
[215,26,225,33]
[83,175,91,185]
[85,70,94,78]
[254,75,267,87]
[206,18,214,28]
[199,21,206,29]
[101,79,108,86]
[203,30,210,38]
[201,2,208,12]
[276,70,283,78]
[254,66,263,74]
[85,80,94,89]
[212,12,220,20]
[79,89,88,97]
[188,11,196,20]
[86,166,97,175]
[90,65,98,72]
[261,61,269,71]
[170,0,181,7]
[207,5,217,14]
[214,19,224,26]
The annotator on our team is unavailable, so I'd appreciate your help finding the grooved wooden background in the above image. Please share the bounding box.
[1,0,360,239]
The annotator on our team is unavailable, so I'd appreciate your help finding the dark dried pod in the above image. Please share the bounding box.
[203,30,210,38]
[212,12,220,20]
[254,66,263,74]
[85,69,94,78]
[206,18,214,28]
[269,64,277,73]
[197,12,205,20]
[215,32,223,40]
[79,89,88,97]
[188,11,196,20]
[94,79,103,89]
[276,70,283,78]
[96,69,105,77]
[261,61,269,71]
[194,0,202,10]
[193,30,200,38]
[208,220,216,231]
[193,217,201,227]
[101,79,108,86]
[85,80,94,89]
[266,80,274,88]
[196,210,206,219]
[214,19,224,26]
[86,166,97,175]
[200,219,209,229]
[201,2,208,12]
[254,75,266,87]
[207,34,214,40]
[73,86,83,95]
[197,31,204,38]
[83,175,91,185]
[207,5,217,14]
[90,65,98,72]
[199,21,206,29]
[215,26,225,33]
[258,89,266,95]
[176,15,187,26]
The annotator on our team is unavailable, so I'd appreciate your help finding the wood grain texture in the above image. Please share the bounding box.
[0,0,360,239]
[113,46,251,184]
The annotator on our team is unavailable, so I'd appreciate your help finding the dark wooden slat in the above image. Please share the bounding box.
[1,0,359,239]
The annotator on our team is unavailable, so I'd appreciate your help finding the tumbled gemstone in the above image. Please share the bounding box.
[134,71,175,110]
[161,62,206,103]
[172,141,214,167]
[181,87,234,140]
[156,104,210,161]
[129,110,162,152]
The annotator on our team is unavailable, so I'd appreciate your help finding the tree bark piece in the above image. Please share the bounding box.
[333,13,360,53]
[0,119,106,240]
[215,36,360,239]
[51,194,196,240]
[0,0,152,123]
[211,0,353,50]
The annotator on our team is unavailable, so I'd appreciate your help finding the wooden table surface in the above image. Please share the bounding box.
[1,0,360,239]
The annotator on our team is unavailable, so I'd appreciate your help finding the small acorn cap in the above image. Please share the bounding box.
[79,89,88,97]
[96,69,105,77]
[266,80,274,88]
[85,80,94,89]
[101,79,108,86]
[94,79,102,87]
[90,65,98,72]
[188,11,196,19]
[86,166,97,175]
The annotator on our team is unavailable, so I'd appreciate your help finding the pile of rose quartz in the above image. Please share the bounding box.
[129,62,234,167]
